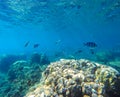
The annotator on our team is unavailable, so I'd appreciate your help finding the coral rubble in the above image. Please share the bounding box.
[25,59,120,97]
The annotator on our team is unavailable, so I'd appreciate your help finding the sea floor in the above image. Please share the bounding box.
[0,53,120,97]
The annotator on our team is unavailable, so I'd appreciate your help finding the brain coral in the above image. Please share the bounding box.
[25,59,120,97]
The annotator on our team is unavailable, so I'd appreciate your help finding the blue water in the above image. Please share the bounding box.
[0,0,120,56]
[0,1,120,66]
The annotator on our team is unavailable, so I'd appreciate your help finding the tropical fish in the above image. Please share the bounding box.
[33,44,39,48]
[84,42,97,48]
[24,41,30,47]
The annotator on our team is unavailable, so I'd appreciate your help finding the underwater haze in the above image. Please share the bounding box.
[0,0,120,97]
[0,0,120,55]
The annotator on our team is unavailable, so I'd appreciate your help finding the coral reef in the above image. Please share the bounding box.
[95,51,115,64]
[95,51,120,64]
[0,54,27,73]
[108,61,120,72]
[25,59,120,97]
[0,53,50,97]
[0,60,47,97]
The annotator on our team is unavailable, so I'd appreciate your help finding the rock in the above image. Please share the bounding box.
[30,52,50,65]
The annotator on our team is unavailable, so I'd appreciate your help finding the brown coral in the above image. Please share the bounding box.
[25,59,120,97]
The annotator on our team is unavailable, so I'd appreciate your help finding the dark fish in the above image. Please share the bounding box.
[24,41,30,47]
[75,50,82,54]
[55,40,61,45]
[33,44,39,48]
[77,5,81,9]
[84,42,97,48]
[90,49,95,54]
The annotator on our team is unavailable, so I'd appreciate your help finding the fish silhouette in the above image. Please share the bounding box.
[33,44,39,48]
[84,42,97,48]
[90,49,95,54]
[24,41,30,47]
[74,50,83,54]
[55,40,61,45]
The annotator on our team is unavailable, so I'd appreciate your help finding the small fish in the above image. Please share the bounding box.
[75,50,82,54]
[90,49,95,54]
[33,44,39,48]
[77,5,81,9]
[55,40,61,45]
[24,41,30,47]
[84,42,97,48]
